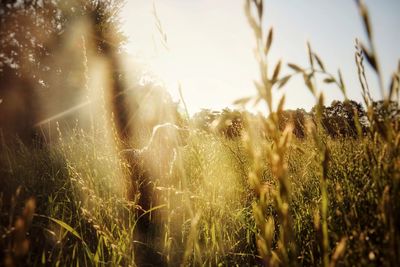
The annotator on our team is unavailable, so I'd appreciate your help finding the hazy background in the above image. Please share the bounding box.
[121,0,400,114]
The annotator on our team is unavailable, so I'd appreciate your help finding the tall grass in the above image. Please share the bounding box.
[241,1,399,267]
[1,0,399,266]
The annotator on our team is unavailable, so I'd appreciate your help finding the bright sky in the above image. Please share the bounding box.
[121,0,400,115]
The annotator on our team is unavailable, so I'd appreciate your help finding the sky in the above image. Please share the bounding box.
[120,0,400,115]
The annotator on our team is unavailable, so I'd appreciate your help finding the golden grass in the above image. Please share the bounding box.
[1,0,399,266]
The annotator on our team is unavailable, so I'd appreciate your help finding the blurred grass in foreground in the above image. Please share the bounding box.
[1,0,399,266]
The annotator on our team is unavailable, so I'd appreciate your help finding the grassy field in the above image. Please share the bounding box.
[1,117,399,266]
[1,0,399,266]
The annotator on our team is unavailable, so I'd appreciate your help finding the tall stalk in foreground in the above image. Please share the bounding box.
[241,1,297,266]
[354,1,400,265]
[239,0,400,266]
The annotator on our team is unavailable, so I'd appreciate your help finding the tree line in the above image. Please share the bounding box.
[191,100,399,139]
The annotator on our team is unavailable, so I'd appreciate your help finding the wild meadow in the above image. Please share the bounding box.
[0,0,399,266]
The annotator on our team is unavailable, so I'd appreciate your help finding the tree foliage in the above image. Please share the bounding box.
[0,0,126,142]
[277,108,309,139]
[317,100,368,138]
[192,108,245,139]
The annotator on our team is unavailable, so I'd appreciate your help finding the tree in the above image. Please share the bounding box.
[215,108,244,139]
[192,109,220,133]
[192,108,244,139]
[277,108,309,139]
[0,0,126,143]
[371,100,399,122]
[370,100,400,135]
[313,100,368,138]
[0,0,60,142]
